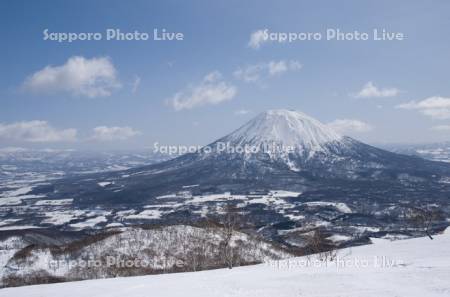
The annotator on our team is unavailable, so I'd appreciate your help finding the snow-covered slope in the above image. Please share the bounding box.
[222,109,343,152]
[2,229,449,297]
[0,225,290,286]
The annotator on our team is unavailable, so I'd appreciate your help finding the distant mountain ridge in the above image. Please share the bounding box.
[42,109,450,205]
[2,109,450,253]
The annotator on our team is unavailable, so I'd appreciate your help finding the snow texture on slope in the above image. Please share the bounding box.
[223,109,342,152]
[2,229,449,297]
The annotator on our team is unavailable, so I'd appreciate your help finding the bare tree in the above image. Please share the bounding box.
[406,206,438,240]
[306,228,337,261]
[220,201,239,269]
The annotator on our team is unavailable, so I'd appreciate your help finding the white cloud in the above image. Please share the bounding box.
[397,96,450,109]
[168,71,237,111]
[234,65,261,83]
[234,109,252,116]
[90,126,141,141]
[0,121,77,142]
[421,109,450,119]
[396,96,450,119]
[23,56,121,98]
[353,81,400,98]
[131,76,141,94]
[268,61,286,75]
[327,119,373,135]
[248,29,269,49]
[431,125,450,131]
[234,60,302,83]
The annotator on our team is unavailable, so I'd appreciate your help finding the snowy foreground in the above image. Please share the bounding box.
[2,229,450,297]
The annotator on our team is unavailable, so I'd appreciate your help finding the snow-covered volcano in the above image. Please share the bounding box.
[45,108,450,206]
[13,108,450,249]
[207,109,357,171]
[222,109,342,152]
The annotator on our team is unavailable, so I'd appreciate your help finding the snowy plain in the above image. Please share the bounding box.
[1,228,449,297]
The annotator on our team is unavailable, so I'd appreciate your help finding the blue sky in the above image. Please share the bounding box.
[1,0,450,149]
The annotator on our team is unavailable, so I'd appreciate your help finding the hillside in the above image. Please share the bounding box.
[0,225,290,287]
[1,229,449,297]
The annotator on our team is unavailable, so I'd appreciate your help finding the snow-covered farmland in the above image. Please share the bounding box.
[69,216,108,229]
[34,199,73,206]
[41,210,86,225]
[303,201,352,213]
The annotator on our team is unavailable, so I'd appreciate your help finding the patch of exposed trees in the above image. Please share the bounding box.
[305,228,338,261]
[403,205,444,240]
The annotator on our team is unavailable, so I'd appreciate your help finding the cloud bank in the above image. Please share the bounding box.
[23,56,121,98]
[234,109,252,116]
[90,126,141,141]
[354,82,399,98]
[248,29,269,49]
[328,119,373,134]
[0,121,77,142]
[431,125,450,131]
[396,96,450,119]
[234,60,302,83]
[168,71,237,111]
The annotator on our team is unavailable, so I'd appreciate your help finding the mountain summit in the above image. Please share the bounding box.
[222,109,342,153]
